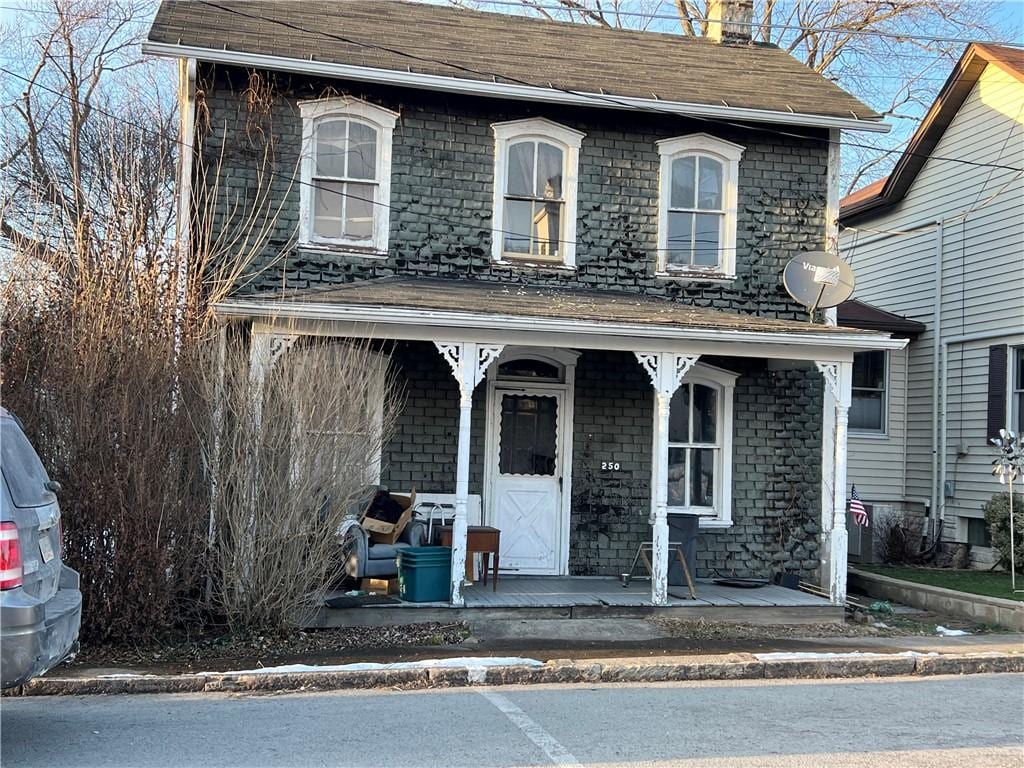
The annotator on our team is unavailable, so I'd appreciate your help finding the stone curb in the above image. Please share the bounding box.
[6,653,1022,697]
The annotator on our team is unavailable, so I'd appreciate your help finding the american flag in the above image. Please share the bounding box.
[850,485,869,526]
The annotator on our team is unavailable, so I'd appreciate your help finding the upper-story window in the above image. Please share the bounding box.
[491,118,584,267]
[656,134,744,278]
[298,98,398,254]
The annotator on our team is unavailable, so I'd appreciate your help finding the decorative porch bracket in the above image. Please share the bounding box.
[815,360,852,606]
[636,352,700,606]
[435,342,504,606]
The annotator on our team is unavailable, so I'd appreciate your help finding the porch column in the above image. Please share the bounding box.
[815,360,853,605]
[636,352,700,606]
[436,342,503,606]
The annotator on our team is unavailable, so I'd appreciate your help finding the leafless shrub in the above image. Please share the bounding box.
[205,337,400,634]
[874,511,926,566]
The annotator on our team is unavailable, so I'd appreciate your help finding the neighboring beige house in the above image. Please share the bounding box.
[839,44,1024,565]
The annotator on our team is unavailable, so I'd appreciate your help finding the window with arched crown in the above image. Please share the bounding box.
[666,364,737,526]
[491,118,584,267]
[656,134,744,278]
[298,99,398,253]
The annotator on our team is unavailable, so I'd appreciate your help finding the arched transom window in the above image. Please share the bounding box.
[299,99,398,253]
[657,134,744,278]
[491,118,584,267]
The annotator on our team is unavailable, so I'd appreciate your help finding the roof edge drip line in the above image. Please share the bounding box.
[142,41,891,134]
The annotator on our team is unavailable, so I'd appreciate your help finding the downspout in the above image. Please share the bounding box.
[930,220,943,539]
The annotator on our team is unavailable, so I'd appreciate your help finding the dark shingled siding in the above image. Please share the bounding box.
[201,65,828,581]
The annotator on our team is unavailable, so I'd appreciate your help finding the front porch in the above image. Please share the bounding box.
[222,277,908,611]
[312,576,840,628]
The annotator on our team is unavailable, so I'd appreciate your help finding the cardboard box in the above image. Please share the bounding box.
[360,577,399,595]
[361,490,416,545]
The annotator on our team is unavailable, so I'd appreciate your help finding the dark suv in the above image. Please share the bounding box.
[1,409,81,688]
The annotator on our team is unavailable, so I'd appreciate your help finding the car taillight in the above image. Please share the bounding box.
[57,516,63,561]
[0,522,23,590]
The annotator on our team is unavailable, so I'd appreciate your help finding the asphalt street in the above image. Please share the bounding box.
[2,674,1022,767]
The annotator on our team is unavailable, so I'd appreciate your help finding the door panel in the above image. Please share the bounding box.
[492,392,562,574]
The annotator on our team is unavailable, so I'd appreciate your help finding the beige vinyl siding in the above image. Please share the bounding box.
[847,347,909,503]
[841,62,1024,542]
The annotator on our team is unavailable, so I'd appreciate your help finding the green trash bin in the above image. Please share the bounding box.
[397,546,452,602]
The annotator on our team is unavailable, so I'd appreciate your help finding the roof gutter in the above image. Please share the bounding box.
[142,41,890,134]
[214,298,909,351]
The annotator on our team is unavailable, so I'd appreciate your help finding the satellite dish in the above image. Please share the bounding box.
[783,251,855,318]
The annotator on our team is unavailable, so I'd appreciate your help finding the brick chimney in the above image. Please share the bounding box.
[706,0,753,45]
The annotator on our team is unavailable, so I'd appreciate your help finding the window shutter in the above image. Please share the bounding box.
[986,345,1008,441]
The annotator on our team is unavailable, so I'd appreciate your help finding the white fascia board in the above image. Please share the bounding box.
[142,42,890,134]
[215,299,908,352]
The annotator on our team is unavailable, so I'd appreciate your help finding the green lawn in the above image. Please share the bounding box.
[858,565,1024,602]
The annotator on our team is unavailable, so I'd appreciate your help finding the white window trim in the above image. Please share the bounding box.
[490,118,584,268]
[849,350,889,437]
[1010,346,1024,435]
[666,362,737,528]
[298,97,398,255]
[656,133,743,279]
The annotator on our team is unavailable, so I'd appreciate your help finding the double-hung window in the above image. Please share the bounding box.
[656,134,743,277]
[666,365,736,527]
[491,118,584,267]
[299,99,397,253]
[850,350,887,434]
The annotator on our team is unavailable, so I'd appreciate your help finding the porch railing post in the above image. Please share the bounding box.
[436,341,503,607]
[816,360,852,605]
[637,351,699,606]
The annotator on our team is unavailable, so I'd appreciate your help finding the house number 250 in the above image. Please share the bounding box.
[601,462,621,471]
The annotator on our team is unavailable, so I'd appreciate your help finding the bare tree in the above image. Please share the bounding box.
[458,0,1001,192]
[0,1,327,641]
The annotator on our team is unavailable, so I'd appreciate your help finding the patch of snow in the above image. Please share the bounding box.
[755,651,937,661]
[935,626,971,637]
[199,656,544,676]
[95,673,159,679]
[872,622,891,629]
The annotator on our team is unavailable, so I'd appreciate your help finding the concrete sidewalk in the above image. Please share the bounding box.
[7,628,1022,697]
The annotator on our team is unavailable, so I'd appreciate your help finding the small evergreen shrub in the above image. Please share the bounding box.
[983,492,1024,573]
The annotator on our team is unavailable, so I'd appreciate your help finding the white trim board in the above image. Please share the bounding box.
[220,300,909,357]
[142,42,890,134]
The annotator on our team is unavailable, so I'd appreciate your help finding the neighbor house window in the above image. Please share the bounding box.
[491,118,584,267]
[966,517,992,548]
[850,350,887,434]
[1013,347,1024,433]
[657,133,743,277]
[298,98,397,253]
[666,365,736,527]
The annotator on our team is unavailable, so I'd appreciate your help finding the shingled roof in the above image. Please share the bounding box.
[221,277,891,338]
[146,0,884,129]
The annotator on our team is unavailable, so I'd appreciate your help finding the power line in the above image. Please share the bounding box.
[471,0,1024,46]
[0,64,746,257]
[199,2,1024,174]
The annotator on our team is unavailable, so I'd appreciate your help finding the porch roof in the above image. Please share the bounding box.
[218,277,908,355]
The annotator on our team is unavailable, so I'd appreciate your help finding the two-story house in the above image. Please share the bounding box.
[145,0,902,608]
[840,44,1024,567]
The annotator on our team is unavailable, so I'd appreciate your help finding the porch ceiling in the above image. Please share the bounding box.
[217,277,907,358]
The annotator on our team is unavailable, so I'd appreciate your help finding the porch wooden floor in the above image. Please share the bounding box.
[312,577,838,627]
[458,576,831,609]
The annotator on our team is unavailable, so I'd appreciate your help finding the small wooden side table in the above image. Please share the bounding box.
[436,525,501,591]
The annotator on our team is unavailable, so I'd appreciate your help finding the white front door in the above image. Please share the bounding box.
[490,389,565,575]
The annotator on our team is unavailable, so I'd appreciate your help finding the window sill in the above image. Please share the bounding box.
[849,430,889,440]
[667,510,733,529]
[493,258,577,272]
[299,242,388,259]
[655,271,735,285]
